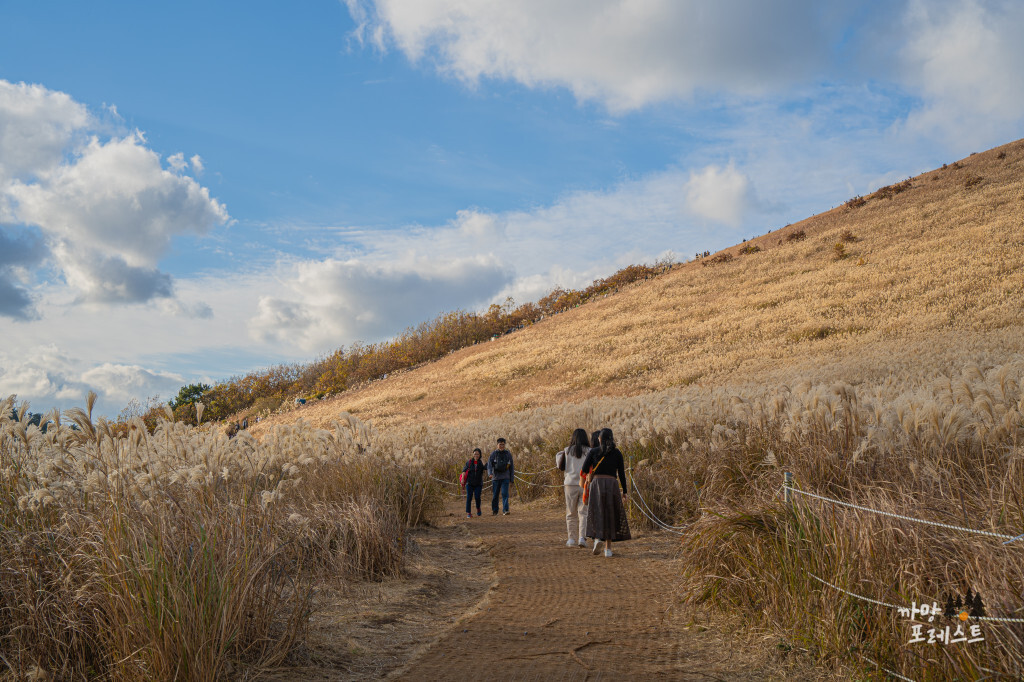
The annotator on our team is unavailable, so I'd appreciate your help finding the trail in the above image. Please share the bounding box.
[393,500,824,681]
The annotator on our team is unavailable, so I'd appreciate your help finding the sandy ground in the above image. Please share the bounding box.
[259,495,835,681]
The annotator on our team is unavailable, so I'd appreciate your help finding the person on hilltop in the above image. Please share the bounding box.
[462,448,487,518]
[488,437,515,516]
[581,428,631,558]
[556,428,592,548]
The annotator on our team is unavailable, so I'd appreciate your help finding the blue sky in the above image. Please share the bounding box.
[2,0,1023,416]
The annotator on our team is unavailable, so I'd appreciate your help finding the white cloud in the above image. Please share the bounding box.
[9,133,227,270]
[0,345,183,413]
[247,162,779,351]
[79,363,185,404]
[167,151,188,173]
[346,0,837,111]
[685,163,763,227]
[157,297,214,319]
[899,0,1024,150]
[0,80,229,307]
[250,255,513,350]
[0,80,89,185]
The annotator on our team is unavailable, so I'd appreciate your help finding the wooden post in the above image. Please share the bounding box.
[784,472,793,505]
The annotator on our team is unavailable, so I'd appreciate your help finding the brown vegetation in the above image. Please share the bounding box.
[7,138,1024,679]
[155,263,672,426]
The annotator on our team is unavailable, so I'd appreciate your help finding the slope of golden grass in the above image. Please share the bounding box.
[255,138,1024,433]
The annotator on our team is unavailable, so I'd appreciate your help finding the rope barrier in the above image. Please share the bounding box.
[428,474,460,487]
[513,473,564,488]
[857,654,916,682]
[628,497,687,535]
[627,469,690,531]
[788,486,1019,542]
[807,572,1024,624]
[515,466,558,476]
[807,571,904,610]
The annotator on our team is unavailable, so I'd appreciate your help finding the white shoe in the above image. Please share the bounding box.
[566,539,575,547]
[592,540,603,555]
[604,548,613,558]
[577,538,586,548]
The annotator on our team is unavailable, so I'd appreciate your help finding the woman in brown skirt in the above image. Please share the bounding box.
[582,428,631,557]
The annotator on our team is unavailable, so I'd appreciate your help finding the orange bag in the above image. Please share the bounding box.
[580,455,605,505]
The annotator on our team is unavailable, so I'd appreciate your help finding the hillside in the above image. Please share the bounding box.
[253,138,1024,433]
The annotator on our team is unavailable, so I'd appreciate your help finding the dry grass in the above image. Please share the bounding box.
[0,398,441,679]
[246,138,1024,677]
[255,139,1024,432]
[370,356,1024,678]
[9,139,1024,679]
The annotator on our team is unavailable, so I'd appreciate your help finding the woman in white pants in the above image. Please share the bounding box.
[555,428,592,547]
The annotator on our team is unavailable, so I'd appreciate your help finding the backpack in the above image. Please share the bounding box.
[492,451,510,474]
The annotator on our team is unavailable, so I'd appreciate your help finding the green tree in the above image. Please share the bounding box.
[169,383,211,410]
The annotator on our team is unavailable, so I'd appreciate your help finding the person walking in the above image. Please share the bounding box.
[462,448,487,518]
[487,437,515,515]
[556,428,592,547]
[582,428,631,557]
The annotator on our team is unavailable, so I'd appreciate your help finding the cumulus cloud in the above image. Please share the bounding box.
[249,161,780,352]
[0,80,229,307]
[157,297,214,319]
[0,80,89,184]
[51,242,174,304]
[899,0,1024,150]
[0,345,185,414]
[0,227,47,320]
[250,256,513,350]
[346,0,840,111]
[684,163,768,227]
[79,363,186,405]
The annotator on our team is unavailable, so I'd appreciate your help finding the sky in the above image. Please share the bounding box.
[2,0,1024,417]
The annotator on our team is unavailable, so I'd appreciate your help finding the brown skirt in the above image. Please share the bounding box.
[586,476,631,542]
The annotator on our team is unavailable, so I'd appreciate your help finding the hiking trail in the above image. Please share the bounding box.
[390,499,825,681]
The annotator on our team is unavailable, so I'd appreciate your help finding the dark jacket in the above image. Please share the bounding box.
[581,446,628,494]
[487,448,515,481]
[463,458,487,487]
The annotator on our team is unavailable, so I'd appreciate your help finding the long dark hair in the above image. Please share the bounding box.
[590,430,601,449]
[569,428,589,458]
[599,428,616,454]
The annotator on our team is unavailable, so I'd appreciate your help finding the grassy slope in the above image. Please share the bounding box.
[254,138,1024,433]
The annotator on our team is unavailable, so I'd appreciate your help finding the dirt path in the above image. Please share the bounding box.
[392,499,825,681]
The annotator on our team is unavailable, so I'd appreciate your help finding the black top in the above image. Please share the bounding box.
[581,446,627,494]
[463,458,487,487]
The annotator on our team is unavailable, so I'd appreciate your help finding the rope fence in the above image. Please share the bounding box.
[785,481,1019,542]
[858,654,916,682]
[806,572,1024,624]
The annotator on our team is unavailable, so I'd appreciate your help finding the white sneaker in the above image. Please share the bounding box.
[566,539,575,547]
[604,548,613,558]
[592,540,603,555]
[577,538,587,548]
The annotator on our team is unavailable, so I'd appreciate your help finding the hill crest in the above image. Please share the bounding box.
[254,138,1024,432]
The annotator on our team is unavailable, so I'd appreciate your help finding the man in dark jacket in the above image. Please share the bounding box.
[487,437,515,515]
[462,448,487,518]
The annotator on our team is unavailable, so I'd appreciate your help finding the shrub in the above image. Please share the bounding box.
[964,174,983,189]
[739,244,761,255]
[873,179,912,200]
[785,230,807,242]
[839,229,857,243]
[844,196,866,209]
[701,252,734,267]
